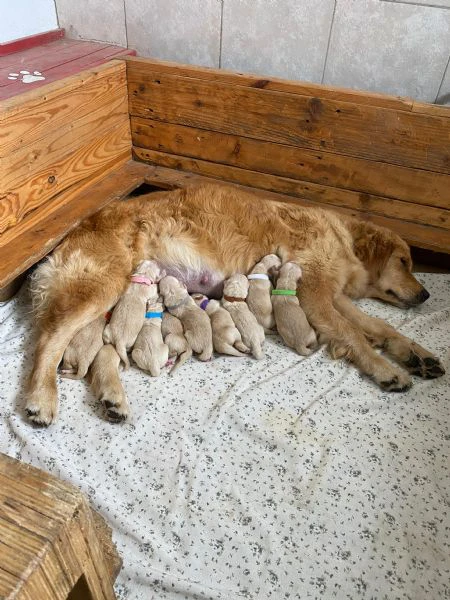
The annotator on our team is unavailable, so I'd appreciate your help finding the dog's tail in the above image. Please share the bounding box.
[216,343,248,357]
[169,347,193,375]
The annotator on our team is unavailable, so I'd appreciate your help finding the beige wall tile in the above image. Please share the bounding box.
[55,0,127,46]
[221,0,335,82]
[125,0,222,67]
[324,0,450,101]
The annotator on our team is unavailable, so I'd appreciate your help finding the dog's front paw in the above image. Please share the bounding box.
[101,391,129,423]
[404,346,445,379]
[25,393,58,426]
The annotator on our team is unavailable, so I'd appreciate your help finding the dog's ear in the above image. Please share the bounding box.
[352,222,396,279]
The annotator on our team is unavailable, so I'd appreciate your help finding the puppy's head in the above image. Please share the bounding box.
[254,254,282,274]
[279,261,302,283]
[223,274,249,298]
[159,276,187,307]
[136,260,163,282]
[352,222,429,308]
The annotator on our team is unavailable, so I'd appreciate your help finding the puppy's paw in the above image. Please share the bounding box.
[25,393,58,426]
[404,346,445,379]
[378,368,412,392]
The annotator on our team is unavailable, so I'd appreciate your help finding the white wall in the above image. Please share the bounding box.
[0,0,58,44]
[54,0,450,103]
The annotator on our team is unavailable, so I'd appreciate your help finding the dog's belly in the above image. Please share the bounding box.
[156,263,225,299]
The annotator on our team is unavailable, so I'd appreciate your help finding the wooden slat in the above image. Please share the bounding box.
[1,120,131,234]
[127,67,450,174]
[132,117,450,210]
[0,61,127,155]
[0,160,149,288]
[123,56,414,111]
[134,158,450,253]
[133,147,450,230]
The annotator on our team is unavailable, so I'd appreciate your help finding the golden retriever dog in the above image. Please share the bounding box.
[27,183,445,425]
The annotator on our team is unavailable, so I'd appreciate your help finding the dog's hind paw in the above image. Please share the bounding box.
[404,350,445,379]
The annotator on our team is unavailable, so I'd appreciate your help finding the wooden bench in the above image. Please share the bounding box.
[0,453,121,599]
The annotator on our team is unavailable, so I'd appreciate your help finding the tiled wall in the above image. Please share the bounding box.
[54,0,450,103]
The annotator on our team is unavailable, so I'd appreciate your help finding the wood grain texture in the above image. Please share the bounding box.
[0,120,131,234]
[127,68,450,174]
[0,160,149,288]
[132,117,450,210]
[135,158,450,253]
[134,148,450,230]
[0,61,127,155]
[0,453,118,599]
[124,56,414,111]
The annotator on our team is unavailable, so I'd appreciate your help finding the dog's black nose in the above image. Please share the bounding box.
[416,288,430,304]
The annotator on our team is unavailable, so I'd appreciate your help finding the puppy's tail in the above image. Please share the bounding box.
[234,340,250,354]
[251,343,264,360]
[62,361,89,380]
[216,343,248,357]
[116,342,130,369]
[294,343,313,357]
[103,324,112,344]
[169,347,192,375]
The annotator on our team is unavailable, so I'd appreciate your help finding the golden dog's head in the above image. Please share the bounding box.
[351,221,429,308]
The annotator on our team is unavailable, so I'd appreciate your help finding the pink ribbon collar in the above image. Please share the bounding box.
[131,275,154,286]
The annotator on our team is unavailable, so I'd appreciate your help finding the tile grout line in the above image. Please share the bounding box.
[321,0,337,84]
[123,0,129,48]
[218,0,224,69]
[434,52,450,103]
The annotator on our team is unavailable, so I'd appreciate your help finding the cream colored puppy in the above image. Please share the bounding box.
[103,260,160,368]
[132,299,169,377]
[247,254,281,332]
[159,276,213,362]
[193,294,250,357]
[89,344,130,422]
[271,262,318,356]
[60,314,106,379]
[222,274,265,360]
[161,312,192,375]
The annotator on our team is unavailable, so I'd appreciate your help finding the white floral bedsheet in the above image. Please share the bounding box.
[0,274,449,600]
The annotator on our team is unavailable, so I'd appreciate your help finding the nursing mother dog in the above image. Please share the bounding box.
[27,183,445,425]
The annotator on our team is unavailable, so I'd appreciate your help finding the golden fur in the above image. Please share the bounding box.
[26,183,445,425]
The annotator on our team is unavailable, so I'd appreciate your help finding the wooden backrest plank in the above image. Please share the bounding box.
[124,56,414,111]
[132,117,450,209]
[134,147,450,231]
[127,68,450,174]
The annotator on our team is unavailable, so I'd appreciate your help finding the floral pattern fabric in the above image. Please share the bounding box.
[0,274,449,600]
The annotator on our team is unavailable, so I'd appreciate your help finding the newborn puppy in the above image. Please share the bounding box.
[161,312,192,375]
[132,298,169,377]
[222,274,265,360]
[103,260,160,368]
[159,276,213,362]
[60,314,107,379]
[193,294,250,357]
[89,344,130,422]
[271,262,318,356]
[247,254,281,332]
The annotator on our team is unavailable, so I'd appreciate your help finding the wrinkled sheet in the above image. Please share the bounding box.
[0,274,449,600]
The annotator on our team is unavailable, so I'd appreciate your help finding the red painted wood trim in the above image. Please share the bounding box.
[0,29,65,57]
